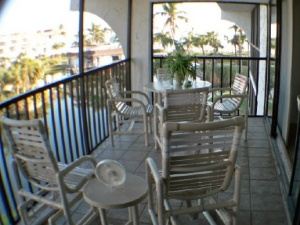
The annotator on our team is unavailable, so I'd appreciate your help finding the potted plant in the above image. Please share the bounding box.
[166,50,196,87]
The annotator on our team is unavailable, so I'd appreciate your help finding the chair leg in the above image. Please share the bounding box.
[61,206,74,225]
[244,96,249,142]
[244,113,248,142]
[153,107,158,150]
[144,114,148,146]
[62,199,74,225]
[148,115,153,134]
[108,113,114,147]
[18,204,30,225]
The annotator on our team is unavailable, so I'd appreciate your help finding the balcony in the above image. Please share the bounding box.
[0,0,299,225]
[0,57,289,225]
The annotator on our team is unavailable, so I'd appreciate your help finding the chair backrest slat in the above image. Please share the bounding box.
[232,74,248,94]
[106,79,129,114]
[161,117,244,200]
[162,87,209,122]
[2,117,59,189]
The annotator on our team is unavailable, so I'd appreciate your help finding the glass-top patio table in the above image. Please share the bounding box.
[144,77,212,105]
[144,77,211,94]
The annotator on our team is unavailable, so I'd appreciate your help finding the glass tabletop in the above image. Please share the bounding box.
[144,76,211,93]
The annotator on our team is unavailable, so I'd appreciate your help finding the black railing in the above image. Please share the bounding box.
[0,59,130,225]
[153,55,269,116]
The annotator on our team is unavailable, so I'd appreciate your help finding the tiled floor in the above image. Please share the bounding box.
[67,118,289,225]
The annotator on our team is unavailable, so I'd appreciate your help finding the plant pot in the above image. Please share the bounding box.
[173,73,185,88]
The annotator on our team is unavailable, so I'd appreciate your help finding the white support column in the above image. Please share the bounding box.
[257,5,268,115]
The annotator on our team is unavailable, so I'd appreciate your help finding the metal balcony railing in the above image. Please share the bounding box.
[153,55,270,116]
[0,59,130,225]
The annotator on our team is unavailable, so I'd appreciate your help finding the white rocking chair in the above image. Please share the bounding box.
[105,78,153,146]
[146,116,244,225]
[210,74,248,140]
[1,117,98,225]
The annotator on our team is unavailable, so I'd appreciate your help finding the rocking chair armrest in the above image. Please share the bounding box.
[146,157,165,225]
[209,87,233,93]
[58,156,97,193]
[116,97,148,111]
[205,104,213,121]
[123,91,151,104]
[146,158,162,185]
[212,94,248,105]
[154,103,165,117]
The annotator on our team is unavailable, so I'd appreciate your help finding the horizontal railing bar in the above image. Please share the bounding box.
[0,59,129,109]
[153,55,267,61]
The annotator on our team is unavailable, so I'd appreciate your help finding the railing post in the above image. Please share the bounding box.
[78,0,91,154]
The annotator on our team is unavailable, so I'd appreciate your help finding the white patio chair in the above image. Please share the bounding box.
[154,87,210,150]
[1,117,97,225]
[146,116,244,225]
[210,74,248,140]
[105,78,153,146]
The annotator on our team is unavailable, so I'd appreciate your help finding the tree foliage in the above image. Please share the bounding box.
[228,24,247,56]
[0,54,68,100]
[155,3,188,49]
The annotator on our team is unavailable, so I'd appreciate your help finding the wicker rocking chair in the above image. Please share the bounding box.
[1,117,97,225]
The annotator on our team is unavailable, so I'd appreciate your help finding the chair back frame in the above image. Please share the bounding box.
[161,117,244,200]
[162,87,209,123]
[2,117,60,191]
[147,117,244,225]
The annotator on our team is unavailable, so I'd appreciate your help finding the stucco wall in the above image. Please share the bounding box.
[71,0,129,55]
[131,0,151,93]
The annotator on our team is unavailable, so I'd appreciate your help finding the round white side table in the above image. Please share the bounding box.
[83,173,147,225]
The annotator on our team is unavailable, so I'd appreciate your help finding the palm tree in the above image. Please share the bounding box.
[229,25,247,56]
[191,34,208,55]
[229,25,238,55]
[88,23,105,45]
[206,31,223,54]
[16,56,45,93]
[237,29,246,55]
[155,3,188,44]
[181,32,194,51]
[153,32,174,52]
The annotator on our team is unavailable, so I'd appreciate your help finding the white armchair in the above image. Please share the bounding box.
[210,74,248,140]
[154,87,210,150]
[105,79,153,146]
[1,117,97,225]
[146,117,244,225]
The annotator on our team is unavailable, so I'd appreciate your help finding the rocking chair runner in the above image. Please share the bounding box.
[1,117,97,225]
[146,116,244,225]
